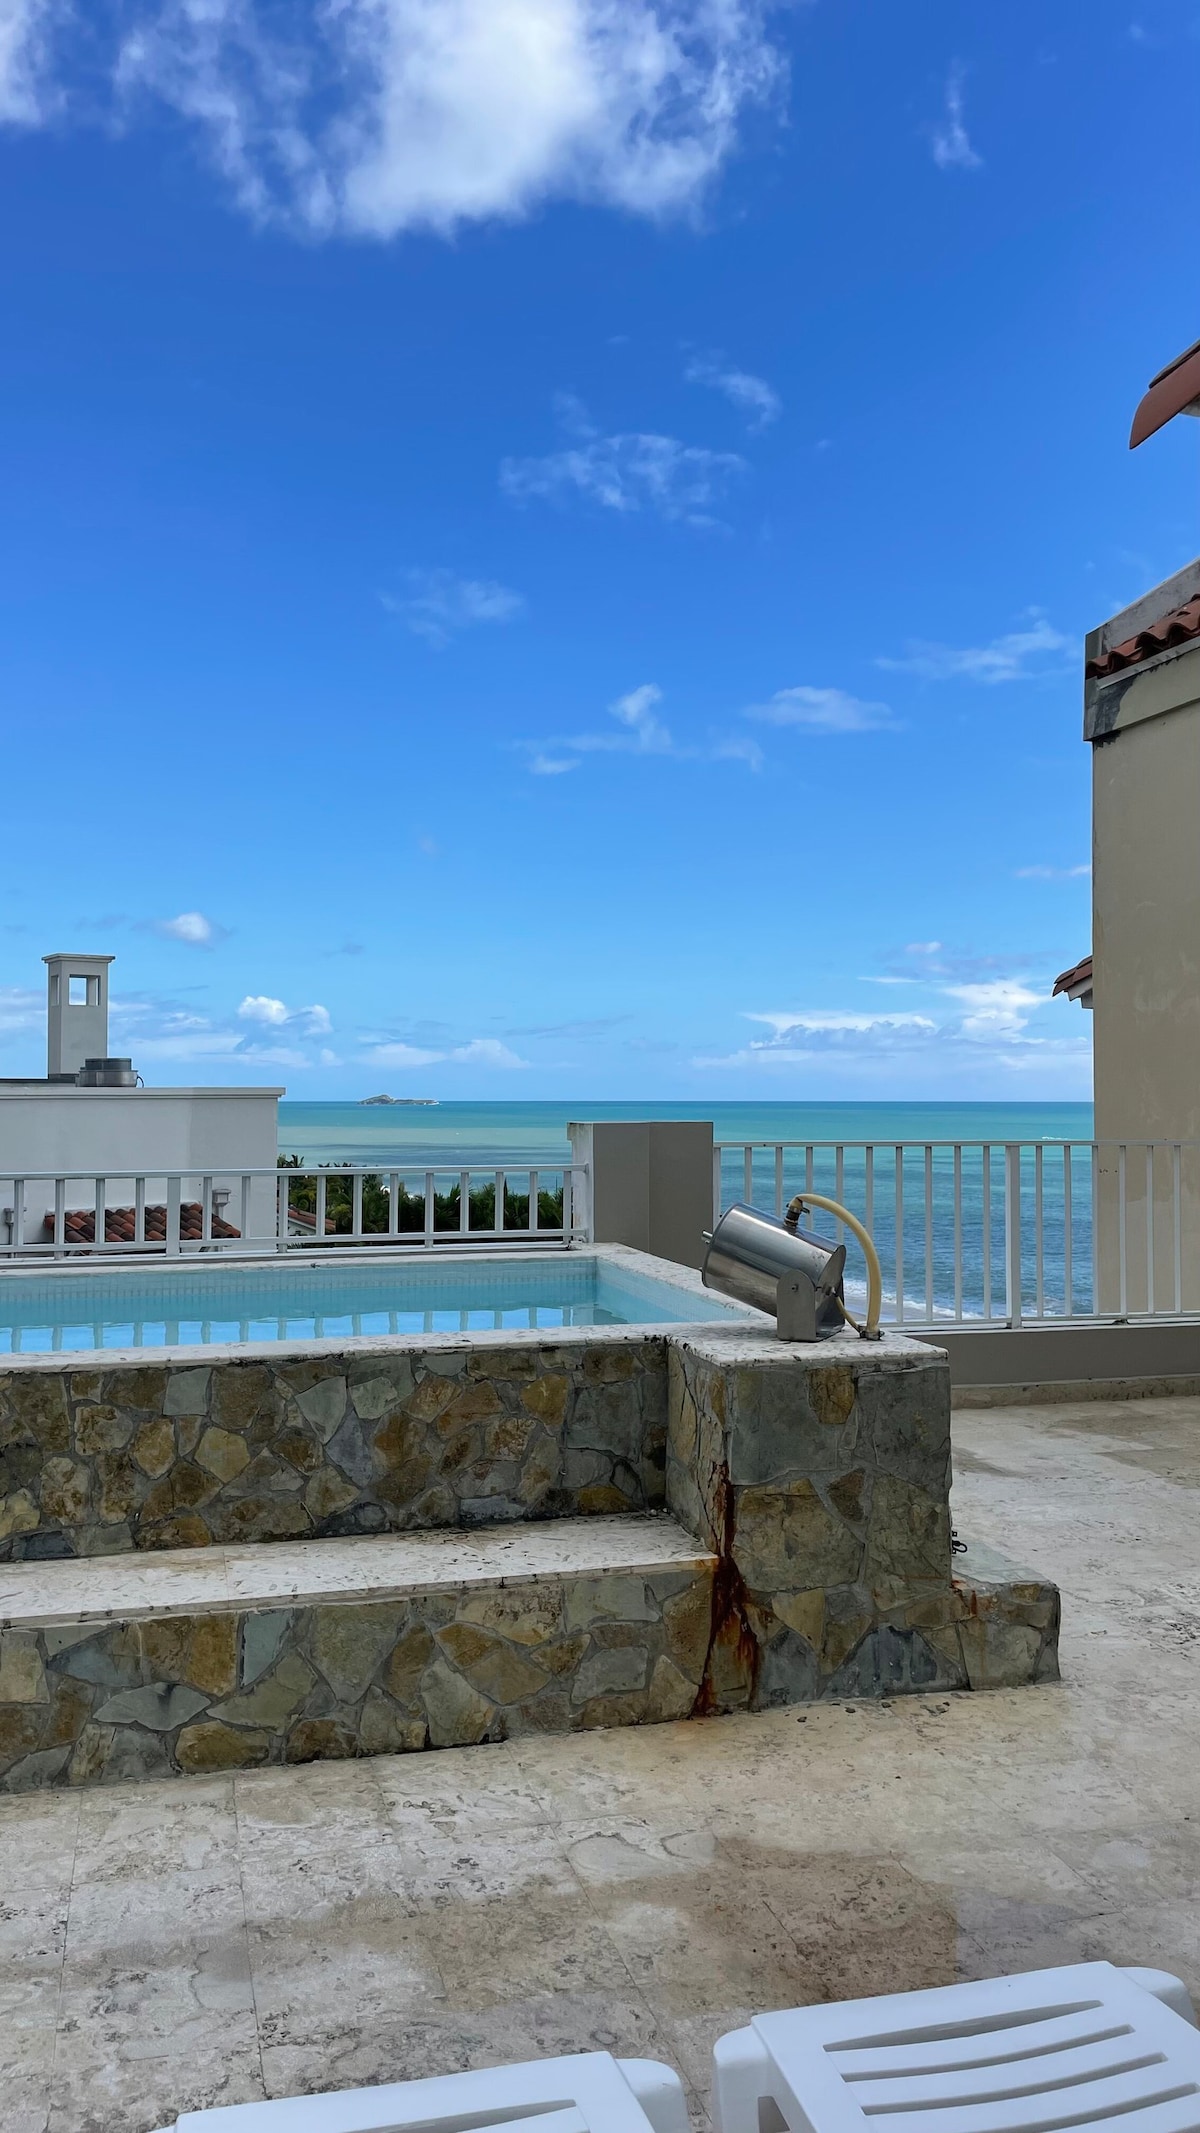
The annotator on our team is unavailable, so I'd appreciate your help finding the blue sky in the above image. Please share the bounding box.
[1,0,1197,1099]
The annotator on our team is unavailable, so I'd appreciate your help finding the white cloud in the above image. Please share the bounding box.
[747,1009,937,1039]
[239,995,332,1036]
[929,62,982,171]
[609,681,672,750]
[695,1007,938,1069]
[878,615,1072,684]
[364,1036,528,1069]
[153,910,227,947]
[518,680,760,775]
[529,752,581,776]
[1015,863,1091,881]
[501,399,745,525]
[99,0,783,239]
[86,990,336,1070]
[385,568,524,648]
[142,1036,313,1068]
[696,970,1083,1072]
[361,1041,444,1070]
[451,1038,527,1068]
[712,733,764,770]
[0,0,54,121]
[238,994,288,1026]
[745,685,897,733]
[0,984,43,1033]
[684,349,779,431]
[941,978,1042,1038]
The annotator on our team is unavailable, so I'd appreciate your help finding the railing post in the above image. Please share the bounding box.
[166,1173,182,1256]
[572,1163,592,1243]
[1004,1144,1022,1327]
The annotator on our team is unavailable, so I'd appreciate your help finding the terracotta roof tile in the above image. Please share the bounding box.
[1130,337,1200,448]
[1052,955,1093,998]
[1086,594,1200,681]
[44,1203,241,1244]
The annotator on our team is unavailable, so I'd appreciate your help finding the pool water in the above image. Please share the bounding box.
[0,1254,749,1354]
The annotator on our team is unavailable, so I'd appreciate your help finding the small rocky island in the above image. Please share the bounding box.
[359,1094,438,1106]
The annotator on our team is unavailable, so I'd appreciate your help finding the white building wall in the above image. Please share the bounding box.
[0,1088,282,1246]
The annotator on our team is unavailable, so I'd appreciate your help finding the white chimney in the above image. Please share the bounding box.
[44,953,115,1081]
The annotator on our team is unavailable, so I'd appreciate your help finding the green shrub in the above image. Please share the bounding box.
[277,1157,564,1234]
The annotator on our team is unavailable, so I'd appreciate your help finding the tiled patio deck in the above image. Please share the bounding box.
[5,1394,1200,2133]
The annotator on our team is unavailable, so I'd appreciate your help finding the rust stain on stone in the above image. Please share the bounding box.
[692,1457,761,1717]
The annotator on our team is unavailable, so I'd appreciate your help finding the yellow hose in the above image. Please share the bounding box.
[785,1192,884,1340]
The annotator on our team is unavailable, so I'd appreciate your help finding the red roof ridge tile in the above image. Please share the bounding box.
[1052,954,1093,997]
[1085,594,1200,681]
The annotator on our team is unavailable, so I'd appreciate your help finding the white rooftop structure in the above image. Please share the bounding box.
[0,950,283,1246]
[43,951,115,1080]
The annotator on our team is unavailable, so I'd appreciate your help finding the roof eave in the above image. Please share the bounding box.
[1130,347,1200,448]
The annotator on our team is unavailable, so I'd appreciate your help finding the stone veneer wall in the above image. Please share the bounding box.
[0,1550,714,1788]
[0,1324,1061,1789]
[0,1343,666,1561]
[666,1333,1060,1704]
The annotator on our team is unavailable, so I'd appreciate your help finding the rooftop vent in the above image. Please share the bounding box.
[75,1058,138,1088]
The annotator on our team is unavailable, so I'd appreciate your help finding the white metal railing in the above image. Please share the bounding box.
[714,1139,1200,1327]
[0,1162,591,1261]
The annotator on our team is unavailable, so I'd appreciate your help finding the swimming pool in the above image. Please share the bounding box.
[0,1251,750,1354]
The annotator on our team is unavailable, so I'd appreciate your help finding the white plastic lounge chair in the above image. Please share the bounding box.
[713,1962,1199,2133]
[166,2051,688,2133]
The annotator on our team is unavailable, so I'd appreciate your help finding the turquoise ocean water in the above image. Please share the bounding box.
[278,1099,1094,1167]
[277,1102,1097,1319]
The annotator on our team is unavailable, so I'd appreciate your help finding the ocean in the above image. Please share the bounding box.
[277,1099,1094,1167]
[276,1100,1098,1319]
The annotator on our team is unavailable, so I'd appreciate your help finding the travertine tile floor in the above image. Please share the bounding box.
[6,1394,1200,2133]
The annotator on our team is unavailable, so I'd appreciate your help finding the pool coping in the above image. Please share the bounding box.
[0,1242,771,1372]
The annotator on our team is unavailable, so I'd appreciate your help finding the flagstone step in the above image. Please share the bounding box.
[0,1515,717,1791]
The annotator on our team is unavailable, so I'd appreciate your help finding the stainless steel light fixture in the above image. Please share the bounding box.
[702,1201,847,1340]
[702,1192,885,1342]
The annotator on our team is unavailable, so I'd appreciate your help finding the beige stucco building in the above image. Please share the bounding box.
[1081,557,1200,1307]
